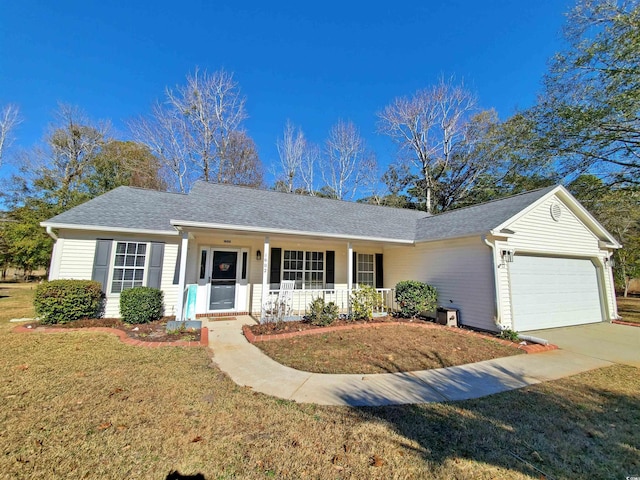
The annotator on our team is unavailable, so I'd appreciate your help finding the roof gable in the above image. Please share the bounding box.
[414,186,556,242]
[496,185,621,247]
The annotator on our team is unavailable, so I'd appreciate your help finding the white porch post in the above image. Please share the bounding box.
[260,236,270,321]
[347,242,353,314]
[175,232,189,321]
[347,242,353,292]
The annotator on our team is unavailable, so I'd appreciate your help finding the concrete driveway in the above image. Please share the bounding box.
[525,322,640,367]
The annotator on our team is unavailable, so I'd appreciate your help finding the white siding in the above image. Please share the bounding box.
[506,196,601,256]
[160,242,180,317]
[53,231,182,319]
[57,238,96,280]
[385,237,497,331]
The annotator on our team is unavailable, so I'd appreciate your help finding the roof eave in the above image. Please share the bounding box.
[170,219,415,244]
[40,222,179,236]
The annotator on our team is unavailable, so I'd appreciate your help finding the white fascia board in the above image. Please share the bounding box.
[170,219,414,244]
[40,222,179,236]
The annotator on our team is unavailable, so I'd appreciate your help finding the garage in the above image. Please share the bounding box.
[510,255,603,331]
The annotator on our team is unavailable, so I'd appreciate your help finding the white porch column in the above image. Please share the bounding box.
[347,242,353,292]
[175,232,189,321]
[260,236,270,320]
[347,242,353,314]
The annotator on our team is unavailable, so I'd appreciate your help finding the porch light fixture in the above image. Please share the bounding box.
[256,250,262,261]
[605,256,615,268]
[500,249,514,263]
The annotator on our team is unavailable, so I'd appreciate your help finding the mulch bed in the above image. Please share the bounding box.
[23,317,201,343]
[246,316,558,354]
[249,315,431,336]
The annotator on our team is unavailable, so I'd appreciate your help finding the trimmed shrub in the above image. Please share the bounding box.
[350,285,382,320]
[34,280,103,325]
[120,287,164,324]
[307,297,339,326]
[395,280,437,318]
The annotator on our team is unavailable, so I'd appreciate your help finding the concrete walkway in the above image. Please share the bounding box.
[206,317,614,406]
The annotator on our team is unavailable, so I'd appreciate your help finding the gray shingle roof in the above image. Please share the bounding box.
[180,181,429,241]
[42,181,556,243]
[43,187,189,233]
[414,186,556,242]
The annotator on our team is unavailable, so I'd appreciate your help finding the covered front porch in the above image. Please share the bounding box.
[171,224,410,322]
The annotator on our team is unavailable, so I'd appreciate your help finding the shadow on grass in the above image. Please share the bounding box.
[166,471,205,480]
[335,365,640,478]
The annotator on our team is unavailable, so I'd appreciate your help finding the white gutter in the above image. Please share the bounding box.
[45,226,58,241]
[169,219,415,244]
[40,222,179,236]
[483,235,504,329]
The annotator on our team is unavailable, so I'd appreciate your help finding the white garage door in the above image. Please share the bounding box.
[510,256,602,331]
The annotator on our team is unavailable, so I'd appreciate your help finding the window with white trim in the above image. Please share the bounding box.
[357,253,374,286]
[283,250,324,289]
[111,242,146,293]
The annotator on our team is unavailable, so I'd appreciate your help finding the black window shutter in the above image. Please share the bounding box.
[92,239,112,293]
[375,253,384,289]
[325,251,335,288]
[173,244,182,285]
[352,251,357,284]
[269,247,281,289]
[147,242,165,289]
[241,252,248,280]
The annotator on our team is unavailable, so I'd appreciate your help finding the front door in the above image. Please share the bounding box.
[209,250,238,310]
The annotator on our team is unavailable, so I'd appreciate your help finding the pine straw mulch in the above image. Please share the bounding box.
[23,317,201,343]
[249,315,433,336]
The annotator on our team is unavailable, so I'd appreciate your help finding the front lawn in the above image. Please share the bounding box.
[254,324,524,374]
[2,283,638,478]
[617,296,640,324]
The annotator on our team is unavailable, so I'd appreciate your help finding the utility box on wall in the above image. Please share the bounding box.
[437,307,459,327]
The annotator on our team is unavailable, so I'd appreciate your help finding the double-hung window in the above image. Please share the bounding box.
[283,250,324,289]
[111,242,147,293]
[357,253,374,286]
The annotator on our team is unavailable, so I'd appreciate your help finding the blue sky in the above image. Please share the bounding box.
[0,0,574,186]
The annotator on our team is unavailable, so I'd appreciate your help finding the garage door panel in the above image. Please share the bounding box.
[510,256,602,331]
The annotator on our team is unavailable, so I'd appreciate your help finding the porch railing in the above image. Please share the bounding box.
[261,288,396,323]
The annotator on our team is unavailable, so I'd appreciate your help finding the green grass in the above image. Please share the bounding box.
[1,283,638,479]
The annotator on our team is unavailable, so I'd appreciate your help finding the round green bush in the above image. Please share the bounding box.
[307,297,339,326]
[119,287,164,324]
[395,280,437,318]
[34,280,103,325]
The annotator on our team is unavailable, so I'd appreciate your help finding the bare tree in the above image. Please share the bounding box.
[378,77,477,212]
[276,120,305,193]
[322,120,377,200]
[130,68,258,191]
[300,142,320,195]
[44,104,109,206]
[130,102,190,192]
[219,131,263,187]
[0,104,22,166]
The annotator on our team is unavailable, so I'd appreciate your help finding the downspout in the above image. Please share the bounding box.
[483,236,504,330]
[45,226,58,241]
[44,226,59,280]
